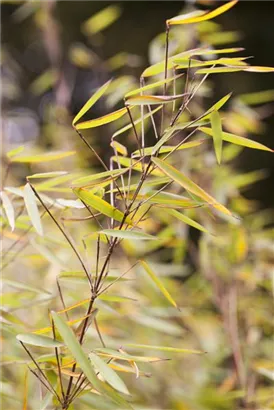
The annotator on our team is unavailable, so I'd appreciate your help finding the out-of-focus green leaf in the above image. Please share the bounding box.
[75,107,128,130]
[125,344,205,354]
[72,79,111,126]
[210,110,223,164]
[30,69,57,95]
[27,172,68,179]
[167,209,209,233]
[0,191,15,231]
[238,89,274,105]
[140,260,178,308]
[89,352,130,395]
[110,141,128,156]
[73,187,133,225]
[16,333,63,348]
[23,184,43,236]
[2,278,50,295]
[152,157,231,216]
[82,5,121,36]
[200,127,273,152]
[167,1,237,25]
[6,145,24,159]
[11,151,75,163]
[99,229,157,240]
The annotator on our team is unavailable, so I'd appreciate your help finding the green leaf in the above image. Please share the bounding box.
[199,127,273,152]
[99,229,157,240]
[210,110,223,164]
[23,183,43,236]
[89,352,130,395]
[16,333,63,348]
[125,344,205,355]
[72,169,128,187]
[238,89,274,105]
[132,139,205,157]
[125,94,187,106]
[82,5,121,35]
[11,151,76,163]
[27,171,68,179]
[166,209,209,233]
[6,145,24,159]
[75,107,128,130]
[73,188,133,225]
[2,278,50,295]
[140,260,178,308]
[0,191,15,231]
[72,79,111,126]
[167,0,238,25]
[51,311,101,391]
[125,74,183,97]
[111,156,164,176]
[95,348,165,363]
[126,191,195,209]
[152,157,231,216]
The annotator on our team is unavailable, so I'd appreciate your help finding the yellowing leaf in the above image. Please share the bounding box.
[72,79,111,126]
[152,157,231,216]
[75,107,128,130]
[199,127,273,152]
[140,260,178,308]
[125,74,183,98]
[27,171,68,179]
[244,66,274,73]
[73,187,133,225]
[132,140,205,157]
[210,110,223,164]
[125,94,187,106]
[72,169,128,187]
[23,183,43,236]
[167,0,238,25]
[167,209,209,233]
[110,141,128,156]
[196,67,244,74]
[0,191,15,231]
[11,151,75,163]
[111,156,164,176]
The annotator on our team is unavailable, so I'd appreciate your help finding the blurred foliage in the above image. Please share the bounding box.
[1,1,274,410]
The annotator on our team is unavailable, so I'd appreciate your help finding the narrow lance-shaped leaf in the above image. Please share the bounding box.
[23,183,43,236]
[11,151,75,163]
[111,141,128,156]
[132,139,205,157]
[125,93,188,106]
[100,229,157,240]
[125,74,183,98]
[27,171,68,179]
[166,209,209,234]
[89,352,130,395]
[73,187,133,225]
[140,260,178,308]
[125,343,205,355]
[82,5,121,35]
[0,191,15,231]
[199,127,273,152]
[6,145,24,159]
[210,110,223,164]
[152,157,231,216]
[72,168,128,187]
[16,333,63,348]
[75,107,128,130]
[167,0,238,25]
[72,79,111,126]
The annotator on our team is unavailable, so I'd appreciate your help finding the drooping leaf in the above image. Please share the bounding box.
[152,157,231,216]
[125,344,205,355]
[199,127,273,152]
[0,191,15,231]
[166,209,209,233]
[167,0,238,25]
[89,352,130,395]
[140,260,178,308]
[73,187,133,225]
[72,79,111,126]
[16,333,63,348]
[23,183,43,236]
[210,110,223,164]
[11,151,75,163]
[75,107,128,130]
[99,229,157,240]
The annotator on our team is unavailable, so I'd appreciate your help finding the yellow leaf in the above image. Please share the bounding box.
[75,107,128,130]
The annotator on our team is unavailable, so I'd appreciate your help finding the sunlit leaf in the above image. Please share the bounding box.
[111,156,164,176]
[196,67,244,74]
[75,107,128,130]
[132,139,205,157]
[23,183,43,236]
[27,171,68,179]
[125,94,187,106]
[140,260,178,308]
[6,145,24,159]
[95,348,165,363]
[82,5,121,36]
[167,1,238,25]
[0,191,15,231]
[72,79,111,126]
[89,352,130,395]
[210,110,223,164]
[166,209,209,233]
[125,74,183,97]
[110,141,128,156]
[99,229,157,240]
[11,151,75,163]
[152,157,231,215]
[16,333,63,348]
[199,127,273,152]
[72,169,128,187]
[125,344,205,354]
[244,66,274,73]
[126,191,196,209]
[73,187,133,225]
[175,56,248,69]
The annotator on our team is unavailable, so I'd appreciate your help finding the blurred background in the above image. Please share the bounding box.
[1,0,274,206]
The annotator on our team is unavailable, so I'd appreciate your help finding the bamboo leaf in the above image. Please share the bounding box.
[73,187,133,225]
[72,169,128,187]
[111,156,164,176]
[75,107,128,130]
[89,352,130,395]
[132,140,205,157]
[245,66,274,73]
[6,145,24,159]
[238,89,274,105]
[167,0,238,25]
[167,209,209,233]
[11,151,75,163]
[199,127,273,152]
[125,94,187,106]
[196,67,244,74]
[16,333,63,348]
[125,74,183,98]
[95,348,165,363]
[125,344,205,355]
[126,191,196,209]
[72,79,111,126]
[82,5,121,35]
[111,141,128,156]
[210,110,223,164]
[140,260,178,308]
[23,183,43,236]
[152,157,231,216]
[99,229,157,240]
[0,191,15,231]
[27,171,68,179]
